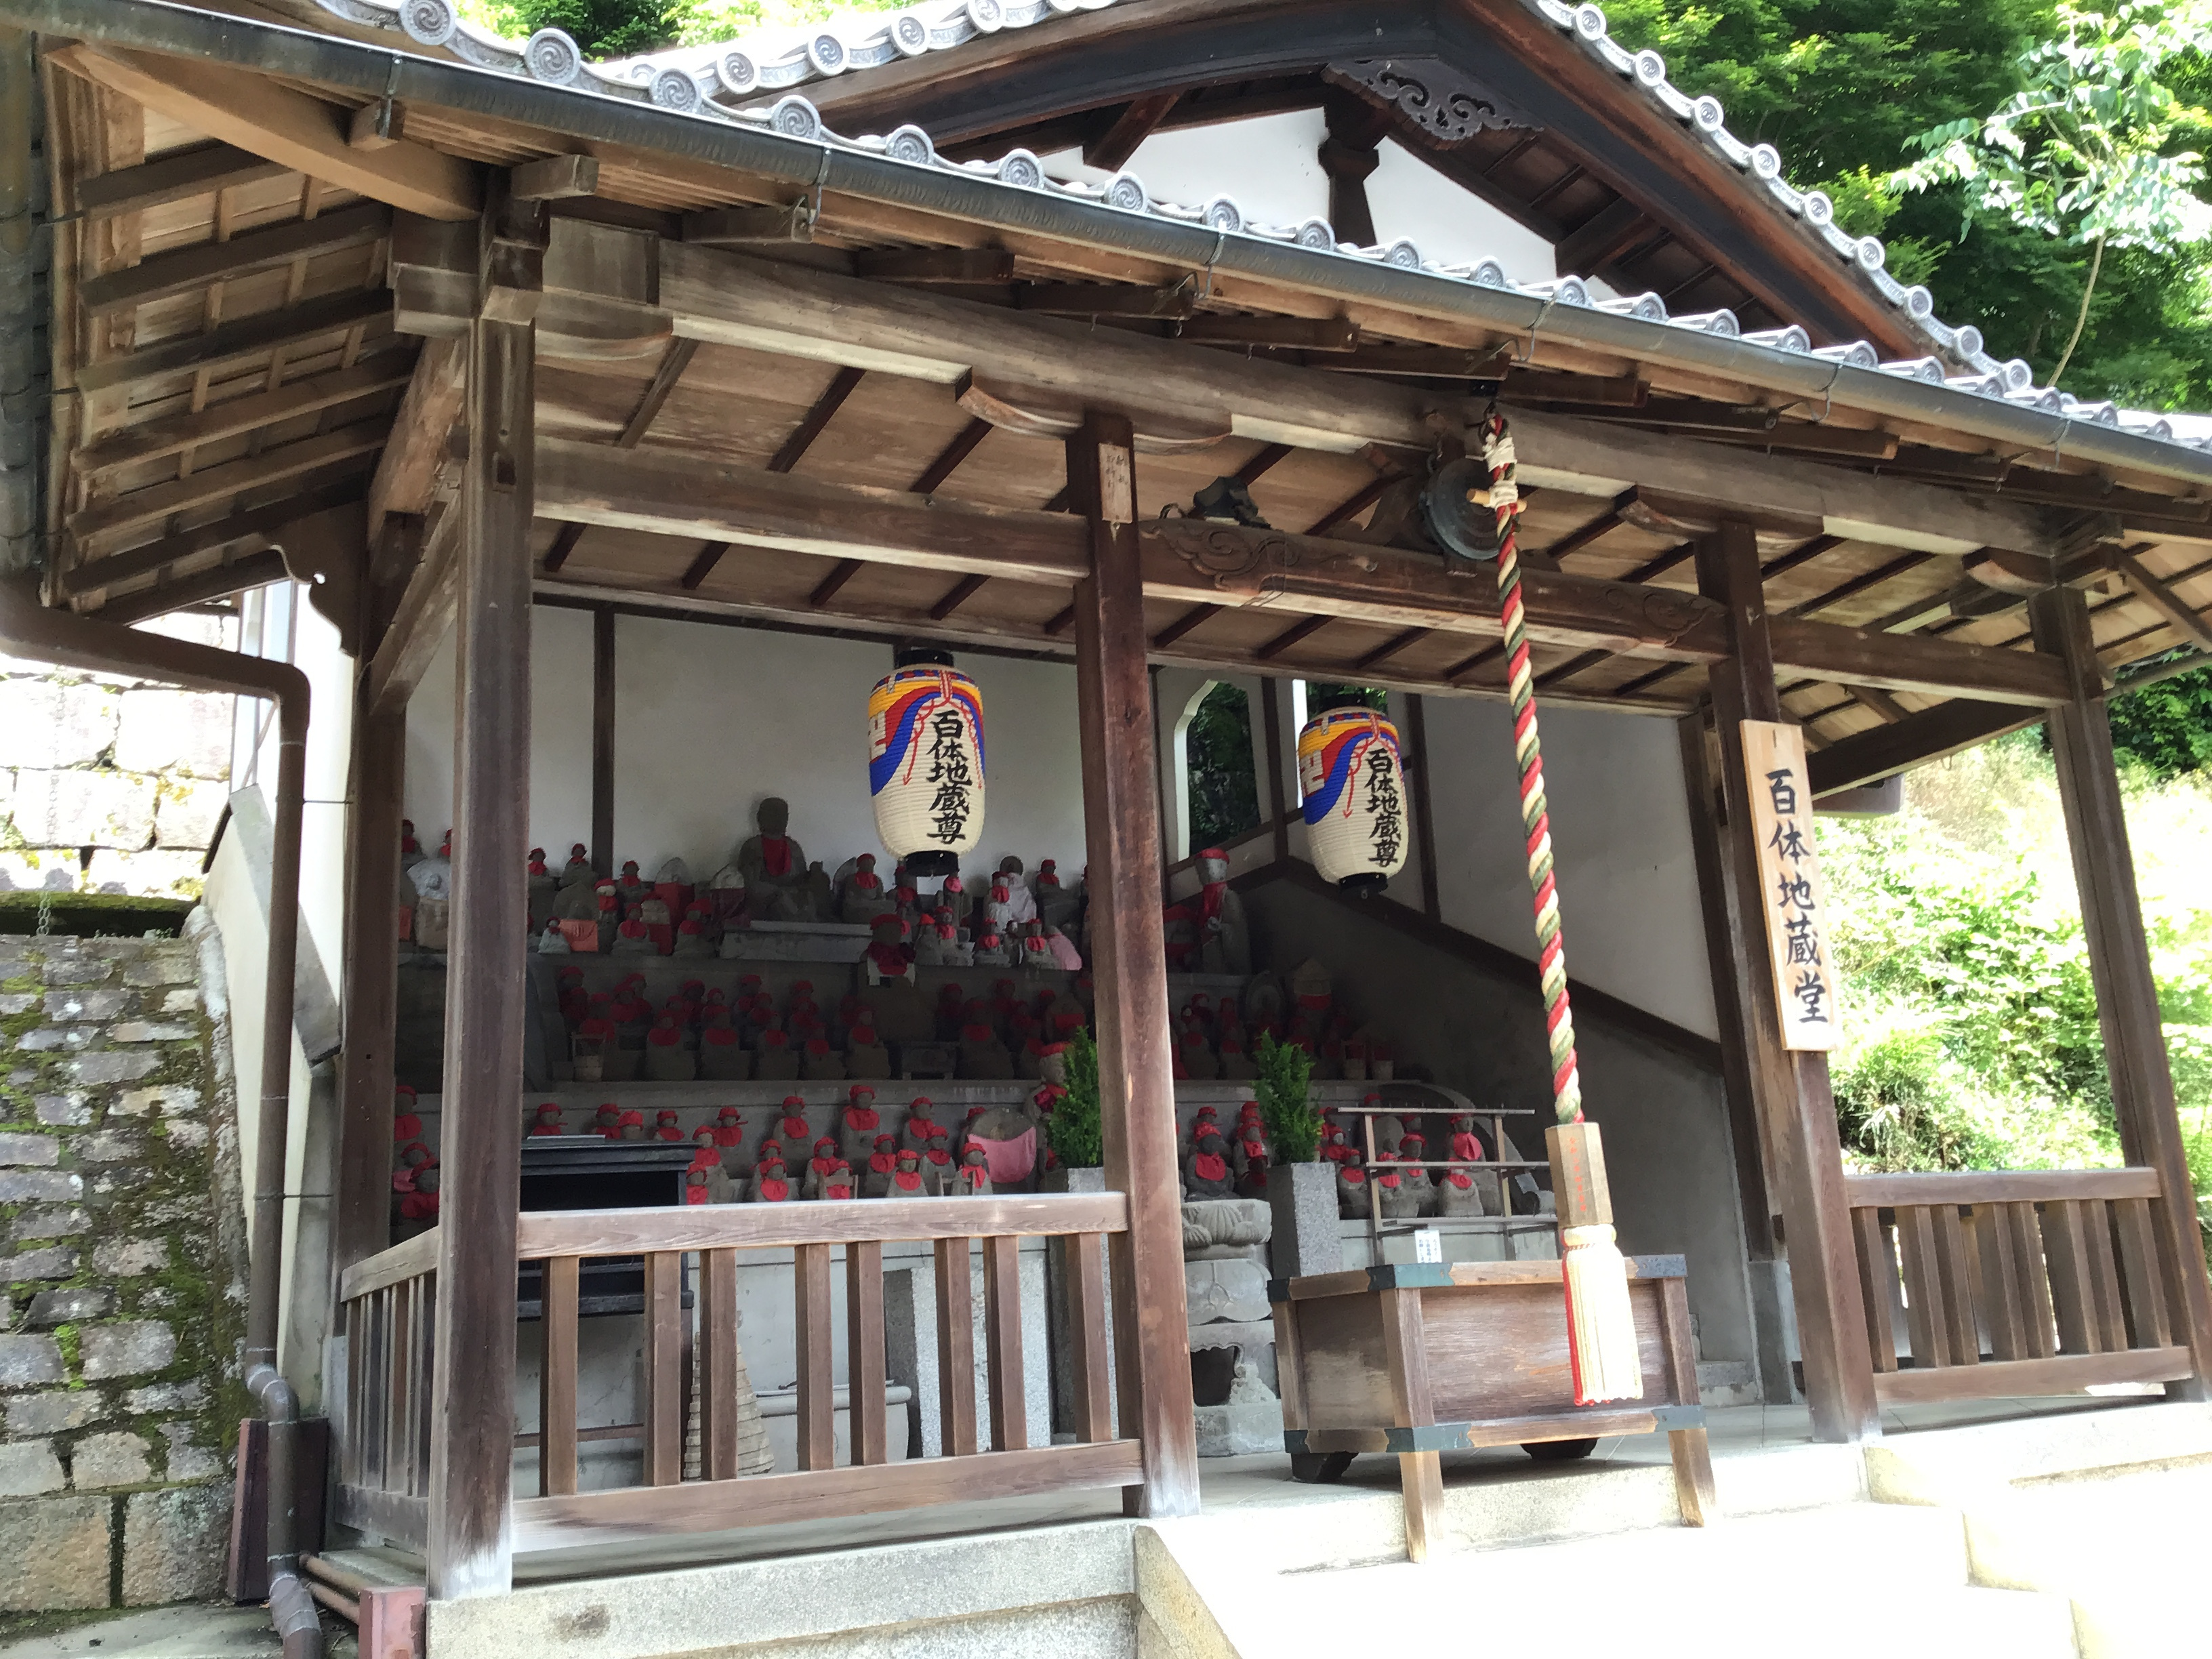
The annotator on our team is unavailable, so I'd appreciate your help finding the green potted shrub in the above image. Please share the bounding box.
[1256,1033,1336,1277]
[1042,1027,1104,1192]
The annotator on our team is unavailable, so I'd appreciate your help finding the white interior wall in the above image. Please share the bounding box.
[1042,110,1557,283]
[1421,697,1717,1039]
[405,613,1091,887]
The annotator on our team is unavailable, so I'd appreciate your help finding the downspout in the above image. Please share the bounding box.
[0,581,323,1659]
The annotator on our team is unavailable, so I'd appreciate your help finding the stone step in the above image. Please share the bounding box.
[1147,1503,2076,1658]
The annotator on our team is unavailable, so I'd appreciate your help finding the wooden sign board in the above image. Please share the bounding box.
[1740,720,1839,1051]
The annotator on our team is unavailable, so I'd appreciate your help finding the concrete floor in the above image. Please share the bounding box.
[0,1605,285,1658]
[323,1389,2163,1590]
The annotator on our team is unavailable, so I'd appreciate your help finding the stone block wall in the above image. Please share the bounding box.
[0,617,237,899]
[0,933,247,1612]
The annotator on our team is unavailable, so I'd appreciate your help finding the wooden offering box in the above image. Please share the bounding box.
[1271,1254,1717,1559]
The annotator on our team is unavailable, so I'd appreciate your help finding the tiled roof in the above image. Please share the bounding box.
[313,0,2200,451]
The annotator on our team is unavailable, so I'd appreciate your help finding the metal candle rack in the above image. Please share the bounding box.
[1328,1099,1548,1259]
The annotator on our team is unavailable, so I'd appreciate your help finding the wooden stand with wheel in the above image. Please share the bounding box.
[1271,1255,1717,1560]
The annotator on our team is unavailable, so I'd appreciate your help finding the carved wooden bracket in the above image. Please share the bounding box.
[955,372,1231,455]
[1322,58,1538,146]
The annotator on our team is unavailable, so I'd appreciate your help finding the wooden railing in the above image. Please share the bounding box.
[333,1194,1134,1555]
[1845,1167,2196,1404]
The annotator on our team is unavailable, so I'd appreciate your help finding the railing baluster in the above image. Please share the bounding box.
[983,1235,1026,1452]
[342,1299,362,1488]
[1851,1209,1899,1371]
[363,1287,388,1486]
[1933,1204,1980,1364]
[2112,1195,2171,1350]
[935,1235,978,1456]
[1975,1204,2028,1361]
[541,1256,579,1497]
[2008,1202,2058,1357]
[644,1250,684,1486]
[2082,1200,2129,1351]
[701,1247,740,1480]
[2041,1200,2098,1353]
[794,1242,835,1473]
[1897,1206,1950,1366]
[1065,1230,1113,1442]
[846,1240,888,1467]
[416,1275,436,1496]
[404,1278,427,1495]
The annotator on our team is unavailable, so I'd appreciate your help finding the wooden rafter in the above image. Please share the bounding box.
[615,339,699,449]
[70,420,390,558]
[79,354,411,482]
[75,141,290,221]
[80,199,388,320]
[1150,604,1221,649]
[1254,613,1332,661]
[74,285,390,394]
[49,43,479,222]
[1084,91,1183,171]
[2108,546,2212,653]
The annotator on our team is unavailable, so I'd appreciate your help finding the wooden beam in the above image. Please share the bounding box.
[2108,546,2212,653]
[808,559,865,609]
[73,285,390,396]
[1017,283,1197,320]
[1353,627,1429,672]
[534,436,1088,586]
[79,356,411,483]
[592,606,615,878]
[427,186,542,1603]
[1556,197,1654,278]
[929,573,989,621]
[769,367,865,474]
[1845,684,1908,724]
[368,337,466,544]
[1084,91,1182,171]
[51,44,479,222]
[510,154,601,202]
[75,141,289,221]
[1254,613,1332,661]
[90,548,289,627]
[680,202,813,247]
[678,543,730,590]
[1179,316,1361,353]
[1149,603,1220,650]
[910,418,994,495]
[854,247,1015,285]
[80,199,388,320]
[1044,604,1076,637]
[2030,586,2212,1390]
[615,338,699,449]
[540,524,586,575]
[1806,697,2039,797]
[1234,443,1295,486]
[367,506,459,717]
[1305,474,1392,536]
[1542,489,1636,562]
[533,446,2070,705]
[69,422,390,558]
[349,98,405,151]
[62,478,369,600]
[1696,522,1882,1443]
[1067,409,1199,1518]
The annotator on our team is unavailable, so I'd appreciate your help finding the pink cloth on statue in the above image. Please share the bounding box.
[971,1127,1038,1185]
[1046,933,1082,970]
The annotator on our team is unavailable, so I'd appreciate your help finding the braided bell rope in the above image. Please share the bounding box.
[1479,411,1582,1130]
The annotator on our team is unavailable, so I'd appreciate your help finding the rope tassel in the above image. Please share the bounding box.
[1481,412,1643,1406]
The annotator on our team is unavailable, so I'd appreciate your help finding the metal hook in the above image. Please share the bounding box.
[1521,294,1559,364]
[1200,230,1227,304]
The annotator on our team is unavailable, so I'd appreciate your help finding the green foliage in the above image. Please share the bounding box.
[1048,1027,1103,1169]
[1602,0,2212,402]
[457,0,907,55]
[1254,1030,1319,1162]
[1304,683,1390,712]
[1818,740,2212,1235]
[1185,682,1260,853]
[2110,659,2212,776]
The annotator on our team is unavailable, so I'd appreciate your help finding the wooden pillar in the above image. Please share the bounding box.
[590,604,615,878]
[1261,676,1292,865]
[1067,409,1200,1518]
[1677,712,1794,1403]
[1696,521,1881,1441]
[2029,586,2212,1388]
[1403,693,1441,922]
[333,703,404,1275]
[426,181,543,1600]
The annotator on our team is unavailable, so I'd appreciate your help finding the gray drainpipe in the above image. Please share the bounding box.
[0,581,323,1659]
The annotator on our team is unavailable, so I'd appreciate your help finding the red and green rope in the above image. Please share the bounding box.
[1480,410,1582,1130]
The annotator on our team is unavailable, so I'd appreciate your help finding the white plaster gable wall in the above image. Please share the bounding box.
[1420,697,1719,1040]
[1042,111,1557,285]
[405,613,1090,886]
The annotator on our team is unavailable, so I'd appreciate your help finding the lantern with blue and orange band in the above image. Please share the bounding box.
[867,646,985,878]
[1297,699,1408,894]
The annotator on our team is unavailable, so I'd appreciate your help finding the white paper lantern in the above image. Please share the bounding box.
[1298,704,1408,893]
[868,648,985,877]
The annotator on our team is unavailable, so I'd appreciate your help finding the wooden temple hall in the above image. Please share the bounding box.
[8,0,2212,1651]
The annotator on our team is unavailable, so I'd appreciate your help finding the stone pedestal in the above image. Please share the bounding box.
[1267,1161,1341,1279]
